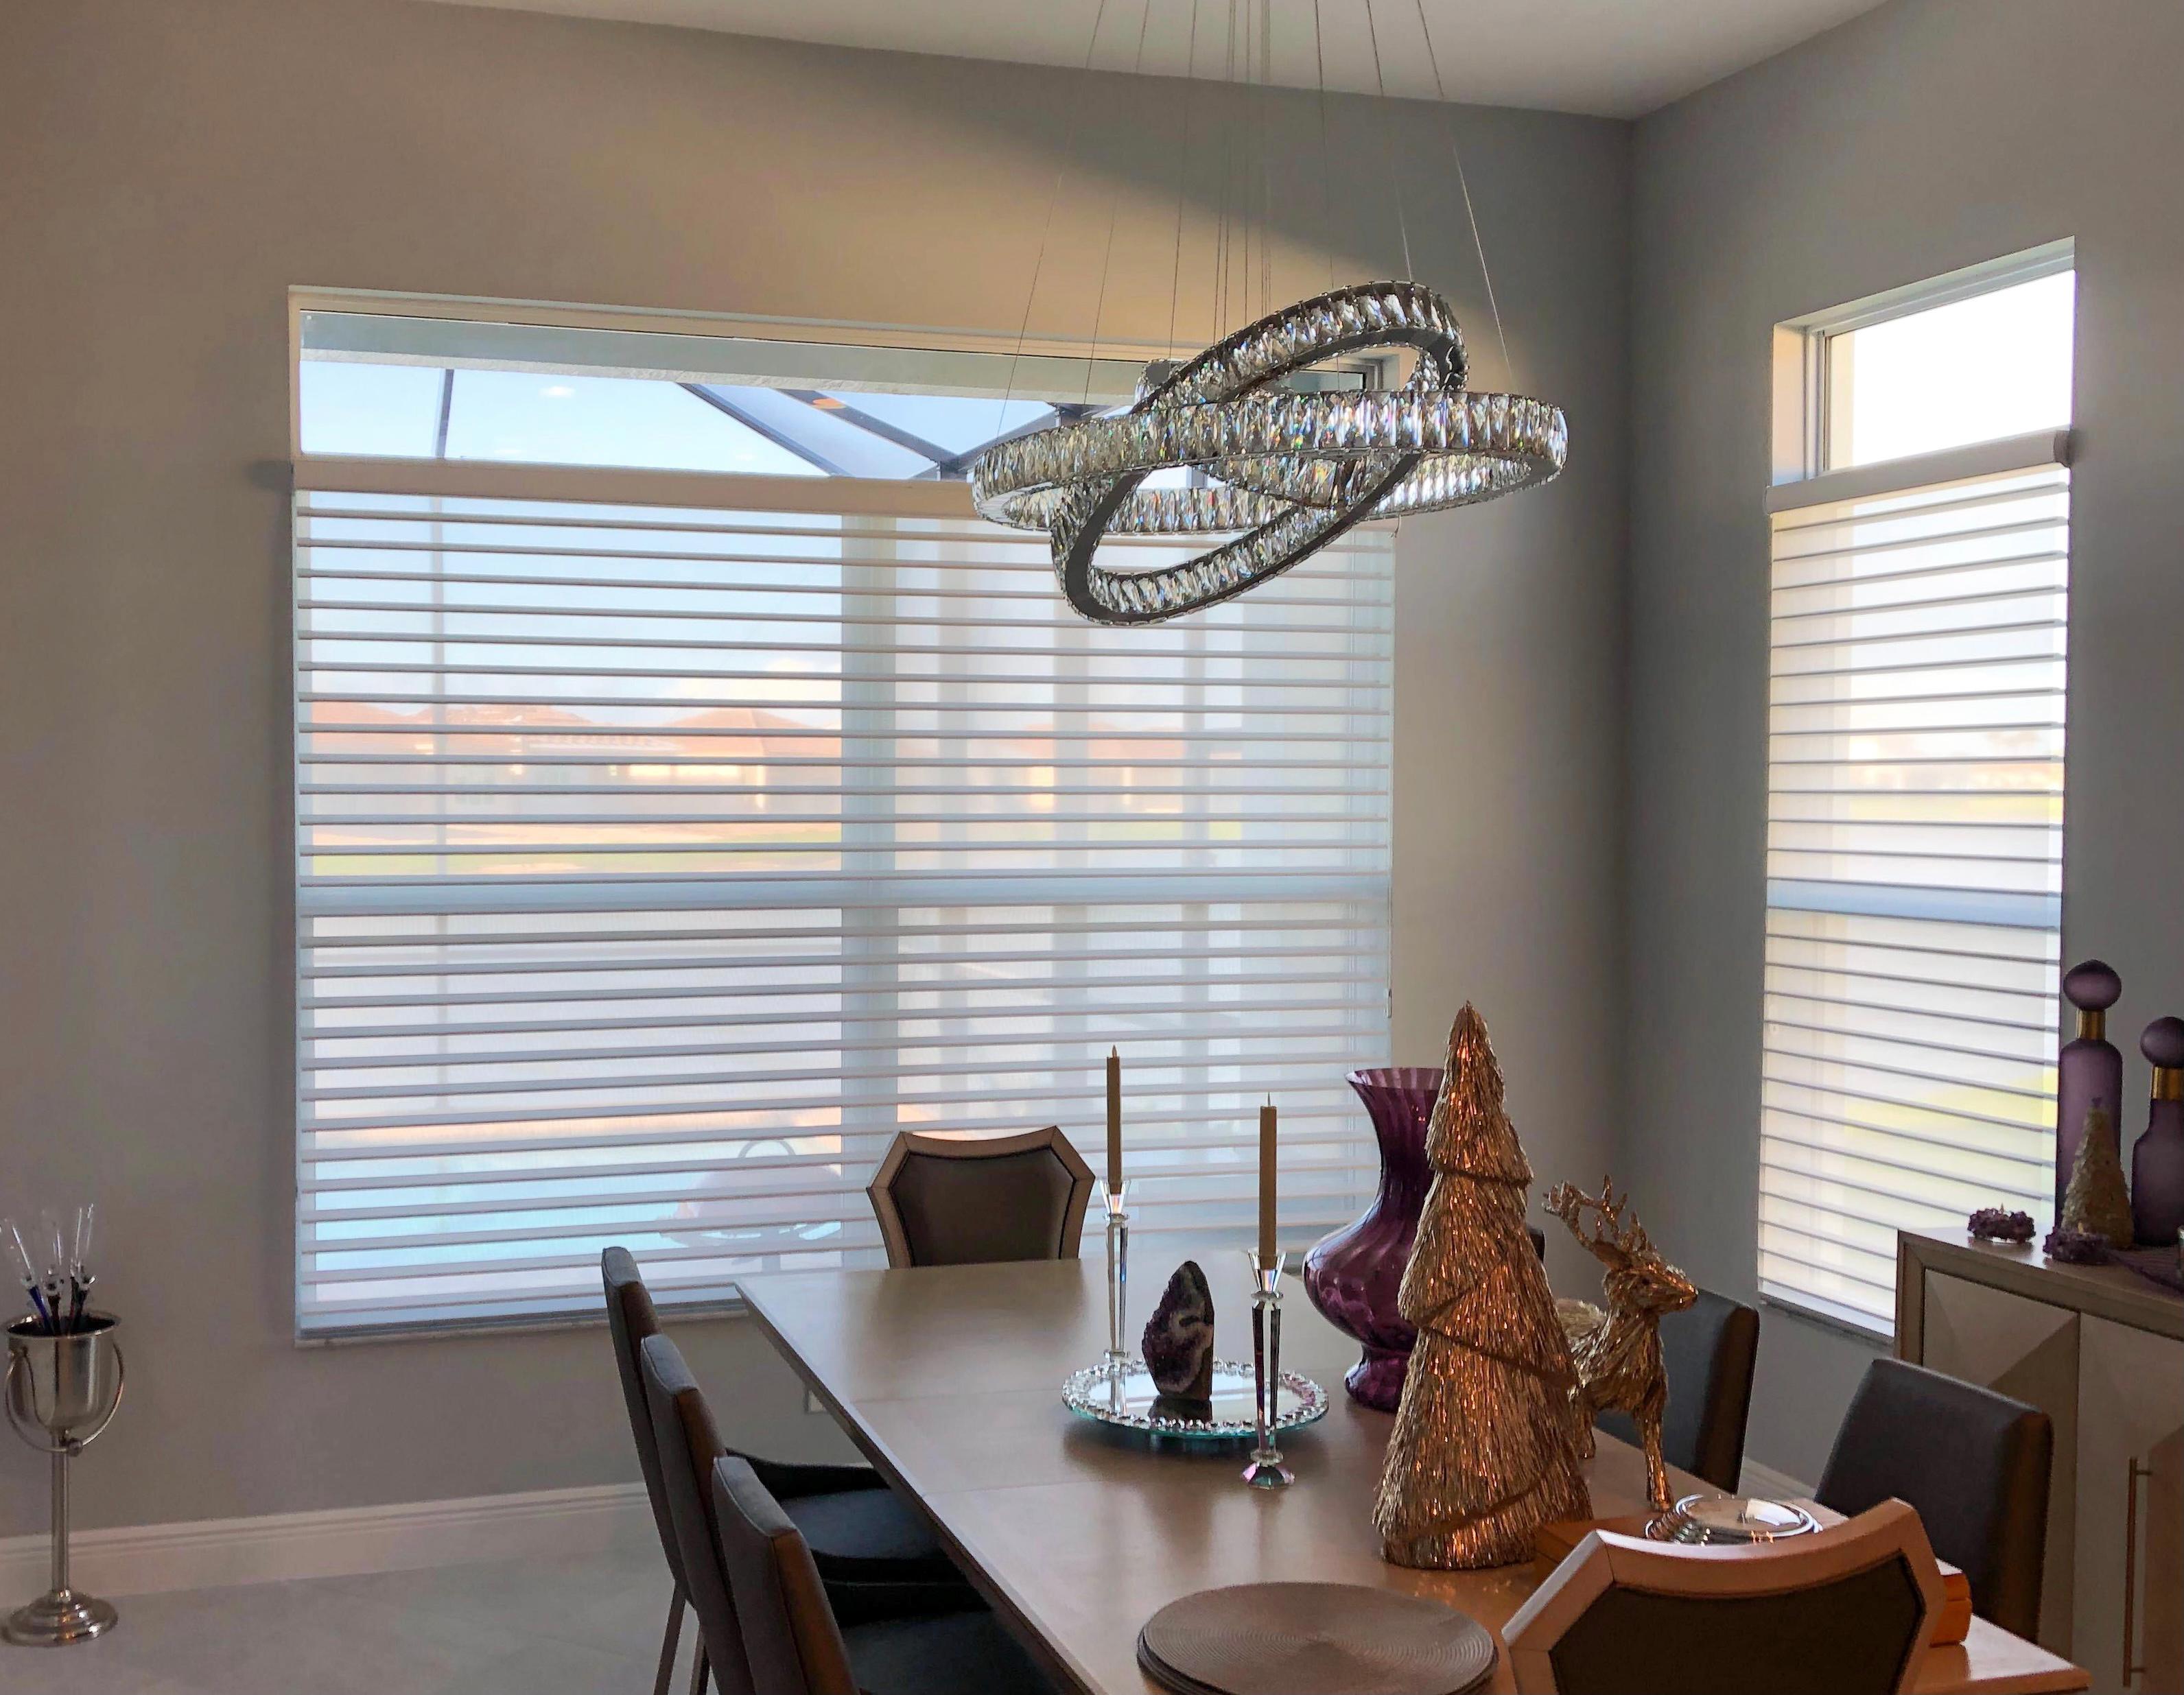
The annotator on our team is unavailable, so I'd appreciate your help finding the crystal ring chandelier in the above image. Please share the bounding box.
[966,0,1571,626]
[970,281,1566,623]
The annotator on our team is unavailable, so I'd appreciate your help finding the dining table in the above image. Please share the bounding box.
[736,1239,2089,1695]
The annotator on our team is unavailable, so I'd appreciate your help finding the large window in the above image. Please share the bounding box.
[1761,250,2074,1334]
[293,300,1393,1334]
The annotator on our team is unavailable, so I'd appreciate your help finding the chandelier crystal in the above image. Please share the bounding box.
[970,281,1567,624]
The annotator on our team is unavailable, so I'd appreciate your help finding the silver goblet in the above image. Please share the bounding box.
[5,1314,126,1646]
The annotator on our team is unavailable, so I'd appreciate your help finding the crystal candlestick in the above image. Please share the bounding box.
[1242,1249,1293,1489]
[1102,1183,1131,1368]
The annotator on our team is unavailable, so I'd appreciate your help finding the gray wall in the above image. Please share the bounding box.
[0,0,1628,1534]
[1625,0,2184,1482]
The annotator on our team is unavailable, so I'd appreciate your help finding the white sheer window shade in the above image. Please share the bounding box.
[294,462,1392,1334]
[1760,431,2069,1334]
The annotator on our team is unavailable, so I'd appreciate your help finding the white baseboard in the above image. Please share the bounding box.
[0,1482,653,1600]
[1739,1456,1813,1500]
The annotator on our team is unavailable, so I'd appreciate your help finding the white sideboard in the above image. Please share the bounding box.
[1898,1230,2183,1695]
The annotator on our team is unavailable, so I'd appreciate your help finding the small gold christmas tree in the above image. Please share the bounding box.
[2060,1098,2134,1247]
[1372,1005,1591,1569]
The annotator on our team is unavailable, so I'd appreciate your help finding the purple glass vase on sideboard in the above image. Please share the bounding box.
[2133,1017,2184,1247]
[2054,960,2124,1224]
[1303,1067,1440,1411]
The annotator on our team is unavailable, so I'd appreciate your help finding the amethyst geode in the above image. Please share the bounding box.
[1968,1207,2035,1244]
[1142,1260,1215,1406]
[2043,1225,2111,1266]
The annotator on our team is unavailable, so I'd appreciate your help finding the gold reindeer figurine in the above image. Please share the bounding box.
[1545,1178,1697,1511]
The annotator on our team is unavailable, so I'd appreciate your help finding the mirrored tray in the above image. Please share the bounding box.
[1062,1358,1327,1443]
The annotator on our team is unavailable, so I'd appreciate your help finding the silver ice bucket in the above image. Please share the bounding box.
[5,1314,124,1646]
[6,1314,123,1438]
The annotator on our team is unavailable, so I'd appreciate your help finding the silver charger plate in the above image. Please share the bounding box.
[1062,1358,1328,1442]
[1645,1493,1820,1544]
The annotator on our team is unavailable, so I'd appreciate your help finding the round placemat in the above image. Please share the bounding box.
[1137,1583,1496,1695]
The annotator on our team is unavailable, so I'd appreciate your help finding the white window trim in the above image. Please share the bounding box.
[290,306,1396,1339]
[1768,239,2074,487]
[1765,427,2074,517]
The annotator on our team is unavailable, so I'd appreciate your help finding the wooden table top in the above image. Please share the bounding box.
[737,1242,2087,1695]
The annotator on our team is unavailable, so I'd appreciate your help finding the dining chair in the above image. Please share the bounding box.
[604,1248,704,1695]
[712,1453,1057,1695]
[1503,1497,1946,1694]
[866,1127,1094,1268]
[1594,1287,1759,1492]
[1816,1357,2052,1639]
[640,1331,744,1695]
[605,1249,970,1695]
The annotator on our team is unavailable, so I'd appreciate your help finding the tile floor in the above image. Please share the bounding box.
[0,1545,690,1695]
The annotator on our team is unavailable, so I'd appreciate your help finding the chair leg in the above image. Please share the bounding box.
[689,1641,710,1695]
[653,1583,685,1695]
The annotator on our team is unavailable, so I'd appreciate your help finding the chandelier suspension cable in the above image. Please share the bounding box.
[1257,0,1275,322]
[1361,0,1414,282]
[1230,0,1246,339]
[1082,0,1156,405]
[1229,0,1247,336]
[1239,0,1256,329]
[1411,0,1512,384]
[1208,2,1225,347]
[1240,0,1256,327]
[1166,0,1204,362]
[1312,0,1335,294]
[1260,0,1273,319]
[997,0,1116,436]
[1214,0,1238,345]
[1249,0,1265,327]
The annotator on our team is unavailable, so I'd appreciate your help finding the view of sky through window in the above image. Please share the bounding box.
[1826,269,2075,469]
[301,350,1074,479]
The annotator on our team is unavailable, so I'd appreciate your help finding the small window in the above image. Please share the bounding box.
[1823,268,2074,470]
[296,310,1389,483]
[296,310,1131,479]
[1761,248,2074,1336]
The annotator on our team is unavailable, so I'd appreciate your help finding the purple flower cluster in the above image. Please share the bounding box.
[1966,1207,2035,1244]
[2041,1225,2111,1266]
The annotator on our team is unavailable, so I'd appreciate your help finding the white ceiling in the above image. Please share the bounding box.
[420,0,1886,119]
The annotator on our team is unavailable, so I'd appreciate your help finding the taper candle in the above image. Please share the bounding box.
[1258,1098,1278,1261]
[1107,1048,1123,1192]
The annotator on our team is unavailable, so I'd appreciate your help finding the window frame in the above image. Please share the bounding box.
[1759,246,2077,1340]
[1769,239,2074,487]
[287,292,1397,1340]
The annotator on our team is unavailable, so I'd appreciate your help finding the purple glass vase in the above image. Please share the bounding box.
[2054,960,2124,1223]
[2133,1017,2184,1247]
[1303,1067,1440,1411]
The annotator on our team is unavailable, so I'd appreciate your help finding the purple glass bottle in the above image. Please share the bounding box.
[2132,1017,2184,1247]
[2054,961,2124,1224]
[1302,1067,1440,1410]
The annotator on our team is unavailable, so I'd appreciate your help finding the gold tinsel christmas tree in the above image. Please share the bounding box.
[2060,1098,2134,1247]
[1372,1005,1591,1569]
